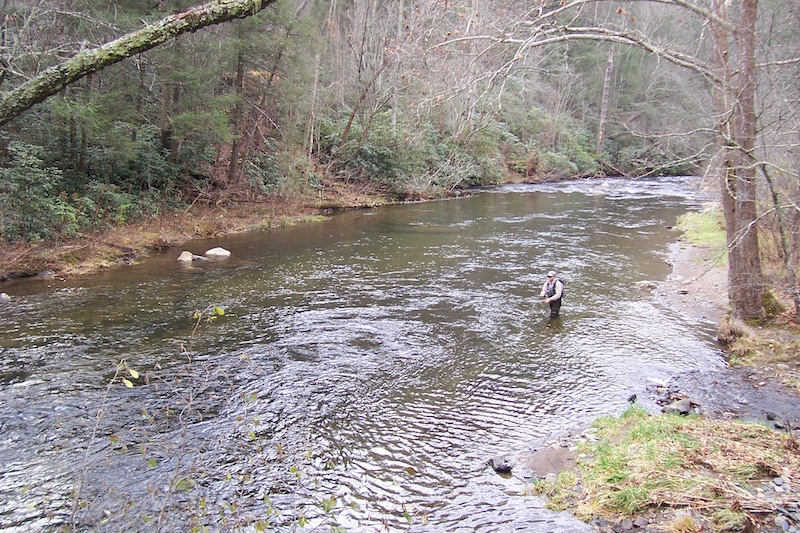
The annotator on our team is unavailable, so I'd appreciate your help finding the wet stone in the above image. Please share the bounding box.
[618,518,634,531]
[488,455,512,473]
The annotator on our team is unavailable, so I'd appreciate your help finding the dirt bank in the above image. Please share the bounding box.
[0,180,397,282]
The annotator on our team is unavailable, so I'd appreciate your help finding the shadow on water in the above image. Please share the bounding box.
[0,177,727,531]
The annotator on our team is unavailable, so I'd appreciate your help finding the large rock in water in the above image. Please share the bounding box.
[205,247,231,260]
[0,293,10,304]
[488,455,512,473]
[177,251,207,263]
[177,251,195,263]
[663,398,696,416]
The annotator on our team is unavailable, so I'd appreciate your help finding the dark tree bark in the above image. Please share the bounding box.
[708,0,764,320]
[726,0,764,319]
[0,0,276,127]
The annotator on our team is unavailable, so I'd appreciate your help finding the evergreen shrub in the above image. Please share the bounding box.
[0,141,80,242]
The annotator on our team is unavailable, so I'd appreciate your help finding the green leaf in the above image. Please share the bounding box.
[129,368,139,379]
[214,306,225,316]
[122,378,133,388]
[297,516,308,527]
[322,495,336,513]
[148,458,157,468]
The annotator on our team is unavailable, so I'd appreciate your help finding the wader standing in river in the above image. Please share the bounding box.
[540,270,564,318]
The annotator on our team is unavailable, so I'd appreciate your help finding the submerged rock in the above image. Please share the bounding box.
[488,455,512,473]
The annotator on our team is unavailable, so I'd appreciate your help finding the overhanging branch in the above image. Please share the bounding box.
[0,0,275,127]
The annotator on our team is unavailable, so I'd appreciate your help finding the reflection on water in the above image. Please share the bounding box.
[0,177,724,531]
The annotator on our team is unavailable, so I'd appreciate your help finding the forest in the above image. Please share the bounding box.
[1,0,799,322]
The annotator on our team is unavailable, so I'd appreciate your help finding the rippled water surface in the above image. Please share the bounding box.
[0,178,724,531]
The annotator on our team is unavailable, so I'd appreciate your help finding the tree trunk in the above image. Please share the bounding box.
[727,0,764,319]
[305,53,320,161]
[711,0,764,321]
[228,30,245,184]
[596,47,613,155]
[0,0,276,127]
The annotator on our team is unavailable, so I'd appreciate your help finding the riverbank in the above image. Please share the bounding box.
[521,233,800,532]
[0,179,399,282]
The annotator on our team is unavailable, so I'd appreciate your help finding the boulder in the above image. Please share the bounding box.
[488,455,512,473]
[0,292,10,304]
[663,398,693,415]
[177,251,194,263]
[205,247,231,260]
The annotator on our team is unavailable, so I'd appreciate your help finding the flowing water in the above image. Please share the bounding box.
[0,178,725,532]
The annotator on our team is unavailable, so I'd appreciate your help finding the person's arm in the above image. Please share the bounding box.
[539,281,547,298]
[552,280,563,299]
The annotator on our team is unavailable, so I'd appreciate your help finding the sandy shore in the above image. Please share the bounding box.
[655,239,728,327]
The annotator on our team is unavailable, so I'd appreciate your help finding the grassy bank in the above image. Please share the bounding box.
[530,407,799,532]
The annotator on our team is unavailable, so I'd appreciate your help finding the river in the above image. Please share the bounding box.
[0,177,725,532]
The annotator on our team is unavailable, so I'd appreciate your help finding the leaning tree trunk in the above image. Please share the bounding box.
[0,0,276,127]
